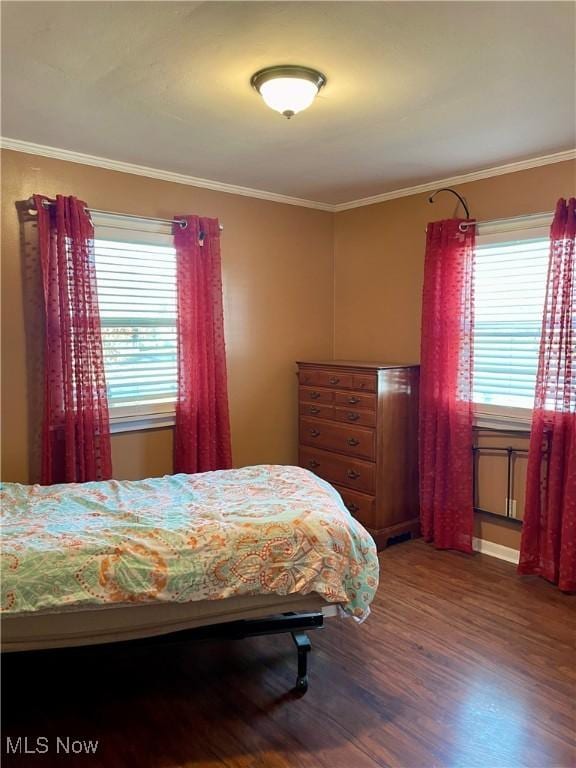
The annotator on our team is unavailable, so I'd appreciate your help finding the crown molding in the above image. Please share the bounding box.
[2,137,574,214]
[0,137,334,212]
[333,149,576,212]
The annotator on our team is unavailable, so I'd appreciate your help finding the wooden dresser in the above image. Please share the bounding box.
[297,360,420,549]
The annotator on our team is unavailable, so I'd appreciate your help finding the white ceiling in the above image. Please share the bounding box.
[2,1,575,205]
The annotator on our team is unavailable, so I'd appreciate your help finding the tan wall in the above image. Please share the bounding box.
[3,150,574,551]
[333,159,576,549]
[333,160,576,363]
[1,149,334,482]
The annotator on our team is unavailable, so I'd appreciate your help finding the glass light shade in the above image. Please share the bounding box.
[251,66,326,119]
[259,78,319,117]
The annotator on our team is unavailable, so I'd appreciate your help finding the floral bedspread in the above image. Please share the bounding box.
[1,465,378,619]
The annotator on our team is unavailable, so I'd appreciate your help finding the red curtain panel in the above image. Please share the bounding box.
[419,219,476,552]
[173,216,232,473]
[34,194,112,484]
[519,198,576,592]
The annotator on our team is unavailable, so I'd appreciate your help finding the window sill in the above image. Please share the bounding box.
[109,411,175,434]
[473,406,532,432]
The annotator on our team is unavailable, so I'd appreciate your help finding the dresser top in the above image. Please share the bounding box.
[297,360,419,370]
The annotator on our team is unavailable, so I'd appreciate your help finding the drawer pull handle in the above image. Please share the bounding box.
[309,406,321,415]
[310,429,321,438]
[310,391,321,400]
[309,460,320,469]
[347,438,360,447]
[347,469,360,480]
[329,377,340,385]
[348,396,360,404]
[347,502,359,514]
[347,412,360,422]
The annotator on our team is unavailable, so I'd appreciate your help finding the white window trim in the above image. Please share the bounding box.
[94,212,177,434]
[108,401,175,433]
[474,404,532,432]
[109,411,175,433]
[472,211,551,431]
[93,211,176,245]
[474,211,552,243]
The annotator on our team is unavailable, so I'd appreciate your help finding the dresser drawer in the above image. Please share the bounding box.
[299,369,354,389]
[299,418,376,461]
[333,485,377,529]
[333,407,376,428]
[334,390,377,410]
[299,402,334,420]
[300,447,375,494]
[299,386,334,405]
[353,374,377,393]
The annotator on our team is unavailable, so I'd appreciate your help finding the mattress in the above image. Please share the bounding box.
[1,465,379,626]
[2,592,338,652]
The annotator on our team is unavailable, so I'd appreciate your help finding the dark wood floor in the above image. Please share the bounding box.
[2,540,575,768]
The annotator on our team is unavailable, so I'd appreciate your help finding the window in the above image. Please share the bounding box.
[93,214,177,431]
[473,213,552,427]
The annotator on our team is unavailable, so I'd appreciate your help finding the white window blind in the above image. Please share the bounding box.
[473,219,550,415]
[93,215,177,417]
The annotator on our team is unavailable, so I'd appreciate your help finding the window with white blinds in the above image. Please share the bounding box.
[473,214,551,419]
[93,215,177,420]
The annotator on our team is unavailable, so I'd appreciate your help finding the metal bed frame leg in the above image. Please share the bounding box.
[17,613,324,696]
[291,631,311,693]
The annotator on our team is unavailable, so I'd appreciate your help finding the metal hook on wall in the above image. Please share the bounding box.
[428,187,471,220]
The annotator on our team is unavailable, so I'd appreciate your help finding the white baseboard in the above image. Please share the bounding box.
[473,537,520,565]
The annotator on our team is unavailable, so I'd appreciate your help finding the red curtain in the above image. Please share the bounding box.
[35,194,112,484]
[419,219,476,552]
[519,198,576,592]
[173,216,232,473]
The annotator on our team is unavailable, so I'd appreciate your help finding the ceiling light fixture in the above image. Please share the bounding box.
[250,65,326,119]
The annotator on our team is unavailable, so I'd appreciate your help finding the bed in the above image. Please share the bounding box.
[1,465,379,689]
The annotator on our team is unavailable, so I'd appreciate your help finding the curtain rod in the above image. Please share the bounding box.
[426,210,552,234]
[26,197,224,232]
[458,210,552,233]
[426,187,553,233]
